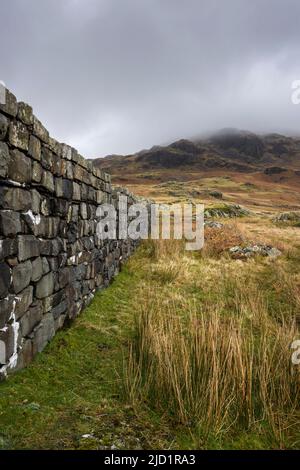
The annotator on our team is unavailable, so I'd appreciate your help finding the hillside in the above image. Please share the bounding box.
[92,130,300,187]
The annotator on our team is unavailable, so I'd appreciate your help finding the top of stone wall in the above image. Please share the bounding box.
[0,87,111,187]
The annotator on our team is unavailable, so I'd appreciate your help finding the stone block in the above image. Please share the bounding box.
[0,262,11,298]
[0,89,17,117]
[9,121,29,151]
[31,257,43,282]
[87,187,96,202]
[80,202,88,219]
[71,204,79,222]
[17,235,40,261]
[42,289,64,313]
[54,314,66,332]
[55,178,73,199]
[0,187,32,211]
[31,189,41,214]
[41,146,54,171]
[42,257,50,274]
[39,238,63,256]
[0,211,22,237]
[96,189,106,204]
[0,142,10,178]
[20,303,43,337]
[73,182,81,201]
[48,137,61,156]
[32,312,55,353]
[0,325,15,364]
[0,238,17,261]
[12,260,32,294]
[73,164,85,182]
[0,113,9,140]
[35,272,54,299]
[17,102,33,126]
[52,199,69,217]
[32,161,42,183]
[28,135,41,161]
[41,171,54,193]
[52,300,68,319]
[15,339,33,370]
[8,149,32,183]
[33,116,49,143]
[62,179,73,199]
[15,285,33,319]
[66,161,73,179]
[35,217,60,238]
[0,296,15,328]
[61,144,72,160]
[40,197,51,216]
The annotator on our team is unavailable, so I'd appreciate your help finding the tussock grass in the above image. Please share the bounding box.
[126,240,300,448]
[1,225,299,449]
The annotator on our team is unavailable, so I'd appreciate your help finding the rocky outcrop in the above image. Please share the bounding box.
[204,204,250,219]
[274,211,300,225]
[229,245,282,260]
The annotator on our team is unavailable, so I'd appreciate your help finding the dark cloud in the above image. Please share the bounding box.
[1,0,300,156]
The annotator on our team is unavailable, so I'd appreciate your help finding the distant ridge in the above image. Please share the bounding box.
[91,129,300,183]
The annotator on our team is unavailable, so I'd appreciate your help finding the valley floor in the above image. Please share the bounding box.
[0,219,299,449]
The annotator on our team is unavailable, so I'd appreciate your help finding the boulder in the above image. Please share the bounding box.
[229,244,282,260]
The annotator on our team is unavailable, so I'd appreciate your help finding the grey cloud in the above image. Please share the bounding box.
[1,0,300,156]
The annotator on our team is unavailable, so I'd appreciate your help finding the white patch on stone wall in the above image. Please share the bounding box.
[7,179,25,188]
[0,303,20,378]
[24,210,41,225]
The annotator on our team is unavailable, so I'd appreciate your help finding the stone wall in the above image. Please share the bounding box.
[0,88,138,379]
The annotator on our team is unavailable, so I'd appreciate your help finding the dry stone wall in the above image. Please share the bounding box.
[0,88,138,378]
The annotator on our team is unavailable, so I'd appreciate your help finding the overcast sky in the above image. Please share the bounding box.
[1,0,300,157]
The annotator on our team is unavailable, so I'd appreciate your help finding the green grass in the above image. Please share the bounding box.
[0,255,187,450]
[0,243,299,450]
